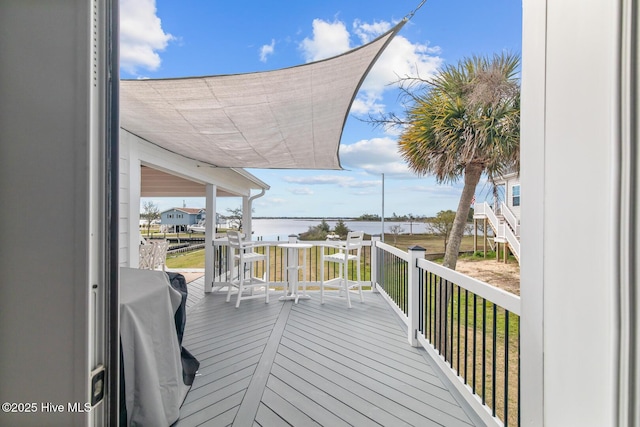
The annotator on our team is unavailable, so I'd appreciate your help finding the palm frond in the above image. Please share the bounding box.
[396,52,521,183]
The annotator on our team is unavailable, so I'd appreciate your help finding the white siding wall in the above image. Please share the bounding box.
[119,134,130,266]
[120,130,142,267]
[521,0,621,424]
[506,178,521,220]
[493,174,521,221]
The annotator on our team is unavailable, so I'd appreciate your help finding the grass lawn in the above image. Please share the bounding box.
[166,249,205,268]
[165,233,477,270]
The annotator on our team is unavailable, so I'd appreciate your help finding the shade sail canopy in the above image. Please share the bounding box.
[120,21,405,170]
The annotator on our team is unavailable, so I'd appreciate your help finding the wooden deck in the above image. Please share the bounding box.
[176,277,485,427]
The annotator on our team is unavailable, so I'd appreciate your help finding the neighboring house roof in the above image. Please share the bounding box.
[493,171,520,185]
[161,207,205,215]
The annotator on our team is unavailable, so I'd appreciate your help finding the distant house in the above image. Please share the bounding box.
[492,172,520,220]
[473,172,521,262]
[160,208,205,231]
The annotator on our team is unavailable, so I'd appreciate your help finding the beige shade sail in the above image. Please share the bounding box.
[120,20,405,170]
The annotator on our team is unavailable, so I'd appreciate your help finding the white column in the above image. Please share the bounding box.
[205,184,217,292]
[521,0,621,424]
[128,147,141,267]
[242,195,251,239]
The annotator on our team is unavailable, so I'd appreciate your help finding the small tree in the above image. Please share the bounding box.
[318,219,331,233]
[141,201,160,237]
[388,224,404,244]
[225,207,243,230]
[226,206,255,231]
[299,220,329,240]
[334,220,350,238]
[430,210,456,253]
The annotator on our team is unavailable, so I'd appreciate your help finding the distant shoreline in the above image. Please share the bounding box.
[254,217,357,221]
[252,217,429,221]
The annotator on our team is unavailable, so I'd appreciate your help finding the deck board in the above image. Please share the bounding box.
[254,402,289,427]
[175,286,485,427]
[279,331,460,409]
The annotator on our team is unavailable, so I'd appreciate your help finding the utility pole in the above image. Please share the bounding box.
[381,173,385,242]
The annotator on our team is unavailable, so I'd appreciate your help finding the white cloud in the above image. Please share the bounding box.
[120,0,174,75]
[299,19,351,62]
[289,187,314,195]
[404,184,462,198]
[340,137,398,164]
[352,19,392,44]
[255,197,287,208]
[349,94,386,116]
[259,39,276,62]
[369,35,442,90]
[283,175,378,188]
[353,20,442,117]
[298,18,442,117]
[339,137,417,177]
[283,175,346,185]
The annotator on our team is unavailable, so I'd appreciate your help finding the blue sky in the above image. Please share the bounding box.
[121,0,522,217]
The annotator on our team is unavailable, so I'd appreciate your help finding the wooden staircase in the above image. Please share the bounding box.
[473,202,520,262]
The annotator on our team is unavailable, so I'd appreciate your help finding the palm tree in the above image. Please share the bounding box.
[398,52,520,270]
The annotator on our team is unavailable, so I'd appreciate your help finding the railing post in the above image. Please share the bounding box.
[205,239,216,293]
[370,235,380,293]
[226,239,234,281]
[407,245,426,347]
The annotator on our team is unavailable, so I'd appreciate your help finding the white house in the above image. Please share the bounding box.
[493,172,521,219]
[473,172,521,262]
[1,1,637,426]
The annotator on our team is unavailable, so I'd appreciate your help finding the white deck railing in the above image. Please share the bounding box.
[501,202,520,236]
[503,226,520,261]
[211,237,374,288]
[372,240,521,427]
[208,236,521,426]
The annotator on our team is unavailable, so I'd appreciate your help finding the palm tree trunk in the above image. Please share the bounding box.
[438,163,483,358]
[443,163,483,270]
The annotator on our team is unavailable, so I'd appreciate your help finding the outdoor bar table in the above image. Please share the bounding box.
[278,242,312,303]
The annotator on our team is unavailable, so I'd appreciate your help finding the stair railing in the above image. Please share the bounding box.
[500,202,520,236]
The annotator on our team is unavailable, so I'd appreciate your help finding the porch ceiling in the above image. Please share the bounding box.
[120,21,404,170]
[140,166,236,197]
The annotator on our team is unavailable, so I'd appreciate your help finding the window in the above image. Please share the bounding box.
[512,185,520,207]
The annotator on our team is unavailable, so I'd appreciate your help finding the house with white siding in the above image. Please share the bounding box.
[493,172,521,220]
[473,172,521,262]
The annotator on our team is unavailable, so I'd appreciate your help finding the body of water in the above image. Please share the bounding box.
[250,218,439,241]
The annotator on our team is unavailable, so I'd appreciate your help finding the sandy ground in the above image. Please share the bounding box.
[454,258,520,295]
